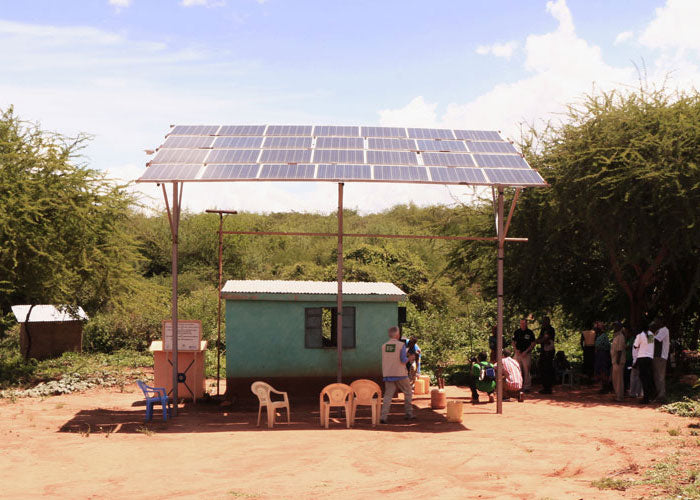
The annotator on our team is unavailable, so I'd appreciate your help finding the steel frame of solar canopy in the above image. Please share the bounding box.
[138,125,546,416]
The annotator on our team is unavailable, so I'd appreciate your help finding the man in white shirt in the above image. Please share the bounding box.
[632,322,656,404]
[653,318,670,402]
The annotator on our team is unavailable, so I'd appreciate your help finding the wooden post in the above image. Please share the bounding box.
[336,182,344,383]
[496,187,504,415]
[216,212,223,396]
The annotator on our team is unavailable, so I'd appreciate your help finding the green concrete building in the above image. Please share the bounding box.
[222,280,406,399]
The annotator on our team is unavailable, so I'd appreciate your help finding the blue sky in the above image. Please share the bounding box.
[1,0,698,213]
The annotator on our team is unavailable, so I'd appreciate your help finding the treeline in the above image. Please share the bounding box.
[2,84,699,375]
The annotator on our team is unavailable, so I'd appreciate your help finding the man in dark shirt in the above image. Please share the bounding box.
[513,318,535,391]
[488,324,498,363]
[536,316,556,394]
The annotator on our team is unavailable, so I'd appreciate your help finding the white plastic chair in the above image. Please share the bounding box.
[350,379,382,427]
[251,381,290,429]
[319,383,354,429]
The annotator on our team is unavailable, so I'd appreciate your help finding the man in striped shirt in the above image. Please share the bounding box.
[498,349,524,402]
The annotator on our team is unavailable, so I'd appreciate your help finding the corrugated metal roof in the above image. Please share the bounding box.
[221,280,406,297]
[11,305,88,323]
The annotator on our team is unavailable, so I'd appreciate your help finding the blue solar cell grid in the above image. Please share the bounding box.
[361,127,407,138]
[265,125,313,136]
[317,164,371,180]
[416,139,467,152]
[206,149,260,164]
[315,137,364,149]
[367,150,418,165]
[314,126,359,137]
[151,149,209,164]
[473,154,528,169]
[374,165,429,182]
[407,128,455,140]
[260,164,315,179]
[313,150,364,164]
[141,164,202,180]
[259,149,312,163]
[169,125,220,136]
[162,136,214,149]
[483,169,545,185]
[201,164,259,180]
[467,141,518,154]
[453,130,502,141]
[429,167,487,184]
[368,138,416,150]
[218,125,266,136]
[212,136,264,149]
[263,136,312,149]
[421,152,475,167]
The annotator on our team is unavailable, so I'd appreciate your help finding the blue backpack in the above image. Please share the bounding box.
[479,362,496,383]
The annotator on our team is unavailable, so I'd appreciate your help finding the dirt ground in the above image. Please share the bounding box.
[0,380,697,500]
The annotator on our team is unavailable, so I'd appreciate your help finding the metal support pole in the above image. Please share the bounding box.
[171,182,180,416]
[216,212,224,396]
[496,187,505,415]
[336,183,344,383]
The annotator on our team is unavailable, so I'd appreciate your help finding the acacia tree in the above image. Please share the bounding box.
[447,87,700,339]
[0,107,141,338]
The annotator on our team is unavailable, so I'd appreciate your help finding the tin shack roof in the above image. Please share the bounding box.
[11,305,88,323]
[221,280,406,302]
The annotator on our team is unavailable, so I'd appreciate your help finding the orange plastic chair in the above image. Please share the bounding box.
[319,383,354,429]
[349,379,382,427]
[250,381,290,429]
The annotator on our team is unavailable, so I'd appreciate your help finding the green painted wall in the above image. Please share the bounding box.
[225,299,398,378]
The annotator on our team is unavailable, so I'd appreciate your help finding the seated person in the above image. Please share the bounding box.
[553,350,571,382]
[469,351,496,403]
[499,348,524,401]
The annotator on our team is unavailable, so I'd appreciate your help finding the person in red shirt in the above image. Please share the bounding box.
[498,348,524,402]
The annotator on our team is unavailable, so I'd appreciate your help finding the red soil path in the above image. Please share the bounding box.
[0,383,692,499]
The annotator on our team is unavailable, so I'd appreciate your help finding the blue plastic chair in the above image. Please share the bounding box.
[137,380,170,421]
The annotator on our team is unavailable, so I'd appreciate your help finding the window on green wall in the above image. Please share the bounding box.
[305,307,355,348]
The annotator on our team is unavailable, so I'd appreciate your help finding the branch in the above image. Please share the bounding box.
[607,245,633,300]
[638,245,669,290]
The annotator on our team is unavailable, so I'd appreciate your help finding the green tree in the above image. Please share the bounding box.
[0,107,141,334]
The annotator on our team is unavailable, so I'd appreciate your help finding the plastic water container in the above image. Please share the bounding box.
[420,375,431,390]
[446,400,463,423]
[430,388,446,409]
[413,378,427,395]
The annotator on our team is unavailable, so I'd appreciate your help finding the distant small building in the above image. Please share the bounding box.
[222,280,406,399]
[11,305,88,360]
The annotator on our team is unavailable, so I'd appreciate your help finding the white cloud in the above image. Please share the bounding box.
[180,0,226,7]
[108,0,132,7]
[475,41,518,59]
[639,0,700,54]
[614,30,633,45]
[378,96,437,128]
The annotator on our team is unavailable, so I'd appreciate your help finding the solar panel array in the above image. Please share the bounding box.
[137,125,546,186]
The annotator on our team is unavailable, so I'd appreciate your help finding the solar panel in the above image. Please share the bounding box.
[139,164,202,181]
[467,141,518,154]
[368,138,416,150]
[421,152,475,167]
[260,149,312,163]
[212,136,264,149]
[454,130,502,141]
[483,168,546,185]
[206,149,260,163]
[313,150,365,164]
[473,154,529,169]
[162,136,214,149]
[367,150,418,165]
[265,125,313,136]
[139,125,547,187]
[217,125,266,136]
[416,139,467,152]
[260,164,315,179]
[374,165,428,182]
[314,126,359,137]
[263,136,312,149]
[361,127,407,138]
[315,137,364,149]
[429,167,487,184]
[407,128,455,140]
[201,164,259,180]
[169,125,219,136]
[317,164,371,180]
[151,149,209,164]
